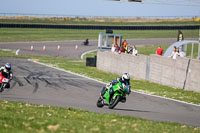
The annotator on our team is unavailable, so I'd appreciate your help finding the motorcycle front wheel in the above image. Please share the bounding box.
[0,83,4,92]
[109,95,121,109]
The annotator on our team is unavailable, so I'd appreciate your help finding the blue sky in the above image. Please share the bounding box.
[1,0,200,17]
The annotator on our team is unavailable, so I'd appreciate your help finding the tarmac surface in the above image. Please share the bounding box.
[0,57,200,127]
[0,38,177,58]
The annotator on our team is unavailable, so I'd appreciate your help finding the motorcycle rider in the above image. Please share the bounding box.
[100,73,131,102]
[82,38,89,46]
[0,63,13,88]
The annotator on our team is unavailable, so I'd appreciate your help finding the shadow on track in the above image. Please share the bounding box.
[113,108,153,113]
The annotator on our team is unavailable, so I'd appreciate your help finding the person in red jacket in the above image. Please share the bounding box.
[156,46,163,56]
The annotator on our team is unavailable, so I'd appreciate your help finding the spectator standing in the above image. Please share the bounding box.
[169,46,178,59]
[178,49,186,57]
[124,44,128,53]
[156,46,164,56]
[122,40,127,46]
[115,44,119,52]
[111,44,120,53]
[111,45,115,52]
[127,46,133,54]
[121,40,128,53]
[132,45,138,56]
[119,46,125,53]
[177,30,184,42]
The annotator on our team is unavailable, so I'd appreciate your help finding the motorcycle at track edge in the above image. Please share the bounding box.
[96,81,131,109]
[0,72,9,92]
[81,39,89,46]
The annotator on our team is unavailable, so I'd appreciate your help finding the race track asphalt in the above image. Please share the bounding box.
[0,38,177,58]
[0,57,200,127]
[0,40,97,59]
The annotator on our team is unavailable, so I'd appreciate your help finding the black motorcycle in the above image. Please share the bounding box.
[82,39,89,46]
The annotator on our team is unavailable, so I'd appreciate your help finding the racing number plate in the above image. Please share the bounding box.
[2,78,9,83]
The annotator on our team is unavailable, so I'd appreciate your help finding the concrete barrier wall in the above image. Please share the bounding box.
[149,55,189,89]
[185,60,200,92]
[97,51,147,80]
[97,51,200,93]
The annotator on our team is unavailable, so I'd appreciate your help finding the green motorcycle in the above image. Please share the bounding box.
[96,80,131,109]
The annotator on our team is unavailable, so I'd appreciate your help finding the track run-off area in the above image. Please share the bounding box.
[0,57,200,127]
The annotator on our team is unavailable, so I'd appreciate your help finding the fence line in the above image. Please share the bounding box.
[0,23,199,30]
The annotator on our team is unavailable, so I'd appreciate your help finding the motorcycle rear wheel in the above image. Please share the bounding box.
[109,95,121,109]
[96,97,104,108]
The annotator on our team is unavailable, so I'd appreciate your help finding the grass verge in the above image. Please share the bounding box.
[0,28,198,42]
[0,100,199,133]
[1,19,200,26]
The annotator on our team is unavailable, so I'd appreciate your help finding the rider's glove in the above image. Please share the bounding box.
[106,83,112,89]
[110,80,117,85]
[9,73,13,80]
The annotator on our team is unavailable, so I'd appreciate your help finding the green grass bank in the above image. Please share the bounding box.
[0,28,198,42]
[0,100,199,133]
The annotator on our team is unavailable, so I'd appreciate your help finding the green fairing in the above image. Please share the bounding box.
[103,81,126,104]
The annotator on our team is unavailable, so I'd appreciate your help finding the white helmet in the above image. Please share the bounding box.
[5,63,11,71]
[122,73,130,83]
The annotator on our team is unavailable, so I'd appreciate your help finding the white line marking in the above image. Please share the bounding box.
[0,49,12,51]
[16,49,20,55]
[131,90,200,107]
[28,59,200,107]
[81,49,97,60]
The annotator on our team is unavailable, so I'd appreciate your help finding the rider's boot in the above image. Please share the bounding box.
[5,83,10,89]
[121,97,126,103]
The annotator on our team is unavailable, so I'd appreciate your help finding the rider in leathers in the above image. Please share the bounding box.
[101,73,131,103]
[0,63,13,88]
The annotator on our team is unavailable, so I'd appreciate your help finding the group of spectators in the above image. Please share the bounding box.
[111,39,186,60]
[155,30,187,59]
[156,45,186,59]
[111,40,138,56]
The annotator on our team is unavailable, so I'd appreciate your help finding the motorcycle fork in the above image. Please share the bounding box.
[3,84,6,87]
